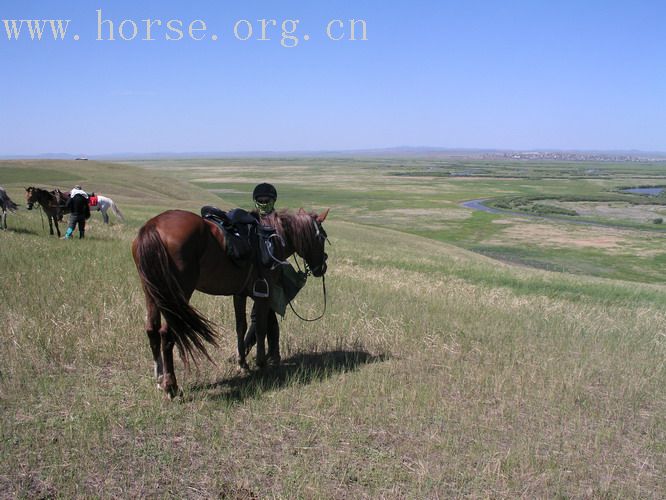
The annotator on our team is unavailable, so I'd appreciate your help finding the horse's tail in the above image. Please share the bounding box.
[110,200,125,221]
[134,223,218,365]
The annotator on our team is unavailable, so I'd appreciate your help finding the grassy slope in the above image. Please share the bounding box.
[1,160,665,498]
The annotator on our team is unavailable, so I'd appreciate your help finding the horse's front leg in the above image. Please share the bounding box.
[102,209,109,224]
[233,295,250,372]
[254,298,269,368]
[1,209,6,230]
[47,216,55,236]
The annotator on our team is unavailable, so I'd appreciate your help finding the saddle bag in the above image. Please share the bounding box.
[270,263,308,316]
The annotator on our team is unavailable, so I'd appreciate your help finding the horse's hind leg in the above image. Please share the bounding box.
[159,323,180,399]
[144,297,163,387]
[1,209,6,230]
[233,295,250,372]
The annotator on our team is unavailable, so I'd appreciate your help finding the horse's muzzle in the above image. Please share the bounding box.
[26,203,33,210]
[311,253,328,277]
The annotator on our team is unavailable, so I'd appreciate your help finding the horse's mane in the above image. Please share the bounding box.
[258,209,318,254]
[27,187,68,199]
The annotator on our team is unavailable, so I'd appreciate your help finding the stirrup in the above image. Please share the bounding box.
[253,278,269,298]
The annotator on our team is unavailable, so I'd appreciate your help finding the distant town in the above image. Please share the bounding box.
[488,151,666,162]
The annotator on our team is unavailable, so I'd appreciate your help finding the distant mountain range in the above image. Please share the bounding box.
[1,147,666,161]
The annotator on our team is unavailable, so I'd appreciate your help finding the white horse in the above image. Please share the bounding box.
[0,186,18,230]
[90,194,124,224]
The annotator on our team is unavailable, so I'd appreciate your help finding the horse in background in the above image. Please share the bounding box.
[90,194,124,224]
[132,208,329,398]
[0,187,19,230]
[25,187,69,236]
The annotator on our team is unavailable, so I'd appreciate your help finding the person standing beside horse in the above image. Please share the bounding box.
[242,182,282,363]
[63,185,90,239]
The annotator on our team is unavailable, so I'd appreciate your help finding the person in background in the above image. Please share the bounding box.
[63,185,90,239]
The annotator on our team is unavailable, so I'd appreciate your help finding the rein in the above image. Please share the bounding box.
[288,255,327,322]
[38,204,45,232]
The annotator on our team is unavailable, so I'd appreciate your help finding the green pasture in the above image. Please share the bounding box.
[129,157,666,284]
[1,159,665,497]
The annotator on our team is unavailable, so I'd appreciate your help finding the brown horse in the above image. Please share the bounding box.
[132,208,329,398]
[25,187,70,236]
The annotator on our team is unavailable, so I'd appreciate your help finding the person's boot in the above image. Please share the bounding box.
[79,230,85,239]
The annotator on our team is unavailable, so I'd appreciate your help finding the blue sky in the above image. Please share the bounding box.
[1,0,665,154]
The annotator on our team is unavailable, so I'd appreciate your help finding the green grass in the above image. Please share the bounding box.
[1,159,665,497]
[122,157,666,283]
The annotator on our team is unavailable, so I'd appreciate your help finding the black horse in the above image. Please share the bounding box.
[25,187,70,236]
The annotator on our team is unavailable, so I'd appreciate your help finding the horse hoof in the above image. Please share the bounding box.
[166,386,183,400]
[266,356,281,368]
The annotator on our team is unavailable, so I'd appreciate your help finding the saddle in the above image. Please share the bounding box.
[201,206,283,297]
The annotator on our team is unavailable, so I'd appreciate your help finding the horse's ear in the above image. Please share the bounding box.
[317,208,330,223]
[298,207,306,215]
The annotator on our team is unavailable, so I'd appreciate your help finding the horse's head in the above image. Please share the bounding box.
[25,187,37,210]
[297,208,330,278]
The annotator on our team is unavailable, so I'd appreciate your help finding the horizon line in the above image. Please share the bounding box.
[2,145,666,160]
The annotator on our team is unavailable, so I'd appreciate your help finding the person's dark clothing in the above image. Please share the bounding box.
[65,193,90,238]
[244,304,280,362]
[66,193,90,217]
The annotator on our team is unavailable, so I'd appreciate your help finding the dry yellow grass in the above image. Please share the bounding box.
[1,161,665,498]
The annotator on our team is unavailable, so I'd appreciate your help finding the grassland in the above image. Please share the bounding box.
[1,159,665,498]
[131,157,666,283]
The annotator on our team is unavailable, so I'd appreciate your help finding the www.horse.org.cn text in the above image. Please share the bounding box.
[1,10,369,47]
